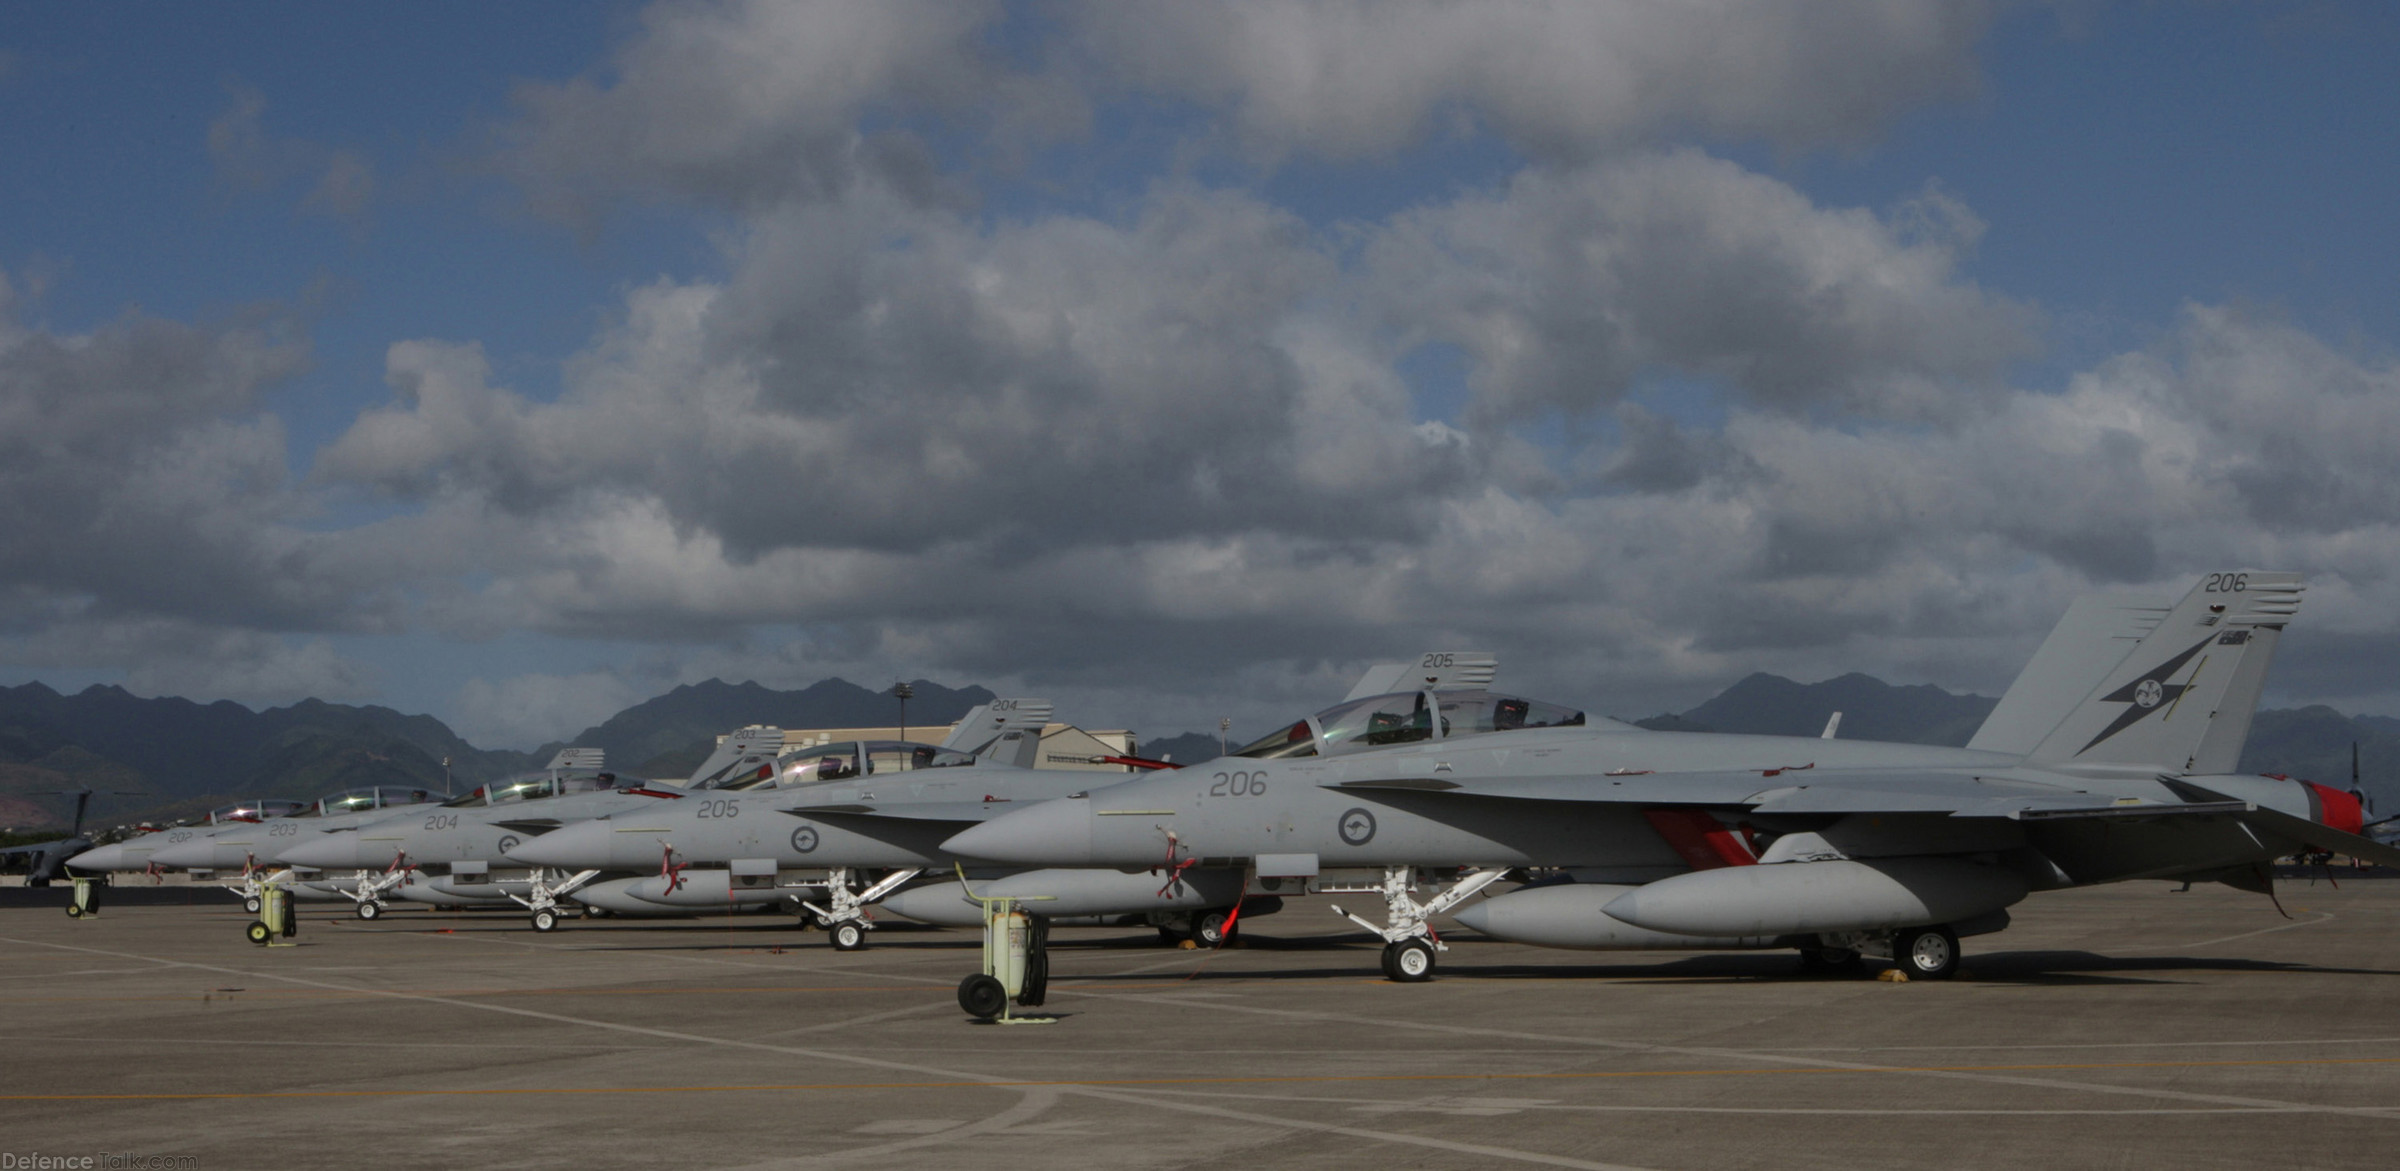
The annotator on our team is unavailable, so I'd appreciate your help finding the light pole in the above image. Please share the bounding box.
[1218,717,1230,757]
[894,682,915,741]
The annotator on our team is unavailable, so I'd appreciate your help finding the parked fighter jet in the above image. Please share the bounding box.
[505,699,1079,945]
[67,798,310,877]
[1,787,143,886]
[302,707,1055,928]
[143,786,449,872]
[950,571,2393,982]
[513,659,1510,948]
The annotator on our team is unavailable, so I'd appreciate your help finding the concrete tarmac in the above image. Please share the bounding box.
[5,877,2400,1170]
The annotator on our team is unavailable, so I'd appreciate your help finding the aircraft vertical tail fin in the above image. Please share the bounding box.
[1343,652,1498,701]
[2023,572,2303,773]
[941,699,1055,769]
[1967,592,2169,755]
[686,726,789,788]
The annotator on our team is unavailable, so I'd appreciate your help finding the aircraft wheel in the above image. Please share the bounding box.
[531,908,560,933]
[1892,925,1960,980]
[957,973,1008,1021]
[244,897,263,914]
[245,921,272,945]
[355,901,382,921]
[1383,938,1436,983]
[830,920,867,951]
[1190,909,1235,947]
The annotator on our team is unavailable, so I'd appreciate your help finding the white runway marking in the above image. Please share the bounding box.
[2176,911,2336,948]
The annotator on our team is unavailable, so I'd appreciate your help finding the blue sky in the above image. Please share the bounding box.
[3,2,2396,747]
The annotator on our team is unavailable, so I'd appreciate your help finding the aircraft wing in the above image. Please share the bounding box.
[1332,769,2240,821]
[780,801,1024,825]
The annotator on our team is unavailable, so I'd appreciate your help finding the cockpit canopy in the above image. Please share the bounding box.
[307,785,445,818]
[1233,690,1588,761]
[443,769,618,808]
[719,740,982,791]
[208,799,310,825]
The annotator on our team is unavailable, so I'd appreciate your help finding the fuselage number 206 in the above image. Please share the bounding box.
[1208,771,1268,797]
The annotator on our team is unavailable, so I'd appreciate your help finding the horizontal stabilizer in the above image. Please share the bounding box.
[2236,802,2400,870]
[544,747,605,772]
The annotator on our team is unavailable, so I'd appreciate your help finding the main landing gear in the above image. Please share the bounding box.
[511,867,601,932]
[1806,924,1961,980]
[801,867,922,951]
[1328,866,1508,983]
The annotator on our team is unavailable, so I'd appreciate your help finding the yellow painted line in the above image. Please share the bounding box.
[12,1055,2400,1102]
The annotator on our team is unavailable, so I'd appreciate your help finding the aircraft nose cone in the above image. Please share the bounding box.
[942,798,1094,865]
[68,844,125,871]
[277,835,362,870]
[506,821,603,868]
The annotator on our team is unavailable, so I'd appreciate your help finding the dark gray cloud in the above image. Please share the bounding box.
[1069,0,1996,162]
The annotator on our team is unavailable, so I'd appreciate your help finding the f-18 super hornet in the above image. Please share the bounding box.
[949,571,2396,982]
[505,698,1081,945]
[299,708,1053,929]
[510,657,1510,949]
[275,746,672,921]
[67,798,311,878]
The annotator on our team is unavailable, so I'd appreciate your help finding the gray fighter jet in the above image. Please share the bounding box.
[304,708,1052,929]
[510,659,1510,949]
[505,699,1082,945]
[949,571,2395,982]
[67,798,311,878]
[144,785,449,873]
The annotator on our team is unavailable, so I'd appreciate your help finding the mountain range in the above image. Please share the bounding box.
[3,671,2390,832]
[0,677,986,831]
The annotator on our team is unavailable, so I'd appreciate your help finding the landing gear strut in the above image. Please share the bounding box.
[510,867,601,932]
[1330,866,1508,982]
[800,867,922,950]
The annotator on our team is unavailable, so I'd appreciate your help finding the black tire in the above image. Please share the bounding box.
[64,903,82,920]
[1018,918,1050,1008]
[244,897,263,915]
[1892,925,1960,980]
[1384,938,1436,983]
[532,908,559,933]
[1190,909,1234,947]
[356,901,381,921]
[246,921,272,945]
[958,973,1008,1020]
[831,920,866,951]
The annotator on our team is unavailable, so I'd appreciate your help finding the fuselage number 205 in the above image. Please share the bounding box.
[1208,770,1268,797]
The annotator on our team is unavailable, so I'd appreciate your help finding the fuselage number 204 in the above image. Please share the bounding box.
[1208,771,1268,797]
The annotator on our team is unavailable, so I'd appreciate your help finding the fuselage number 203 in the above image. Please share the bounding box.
[1208,771,1268,797]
